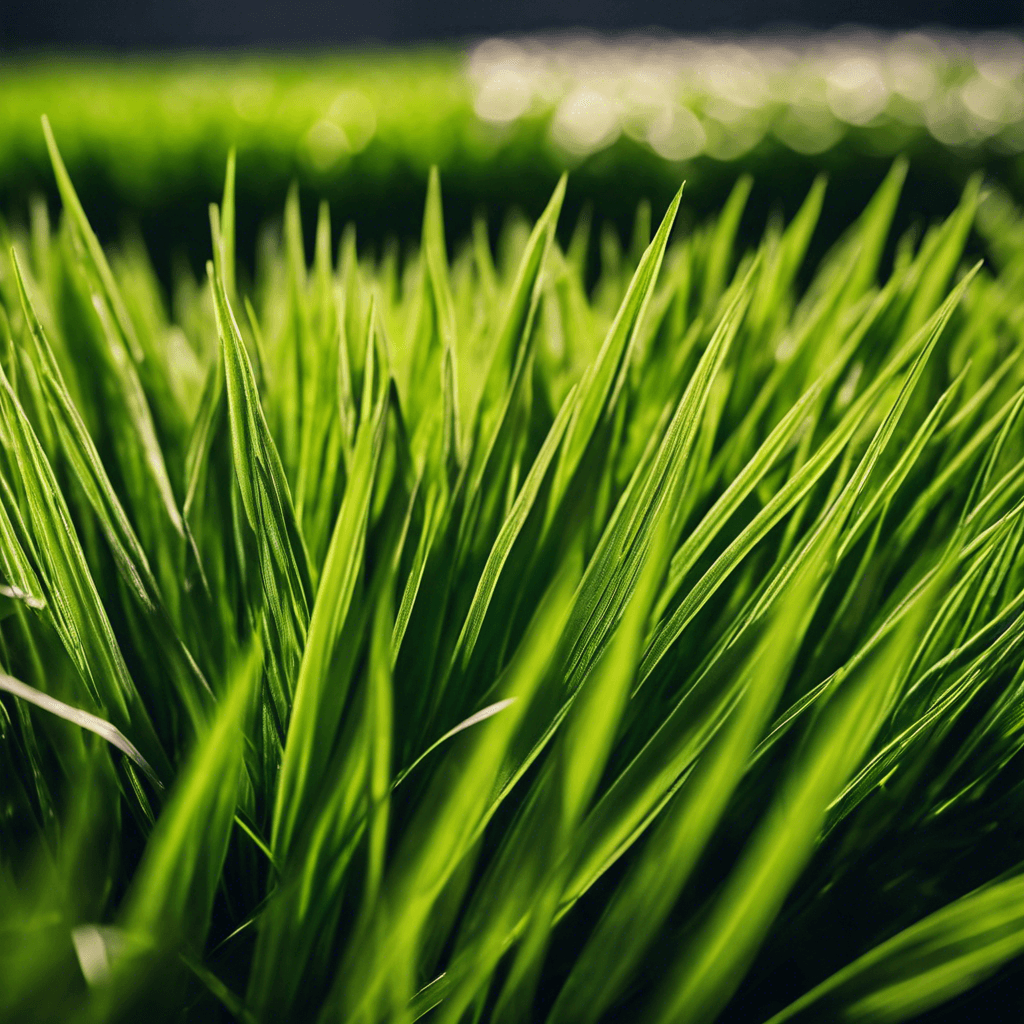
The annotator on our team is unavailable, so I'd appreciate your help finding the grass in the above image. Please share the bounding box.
[2,115,1024,1023]
[2,33,1022,272]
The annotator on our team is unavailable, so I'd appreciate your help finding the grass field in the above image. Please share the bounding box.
[4,33,1024,271]
[3,112,1024,1022]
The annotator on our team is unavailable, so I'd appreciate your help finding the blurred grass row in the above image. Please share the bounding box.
[3,33,1024,272]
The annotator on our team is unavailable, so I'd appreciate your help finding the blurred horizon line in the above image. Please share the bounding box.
[1,0,1020,51]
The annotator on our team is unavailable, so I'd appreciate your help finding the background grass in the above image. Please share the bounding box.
[4,32,1024,279]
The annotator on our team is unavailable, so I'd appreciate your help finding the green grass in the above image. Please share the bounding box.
[2,117,1024,1023]
[3,34,1023,270]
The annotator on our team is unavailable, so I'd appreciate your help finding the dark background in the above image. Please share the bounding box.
[0,0,1022,48]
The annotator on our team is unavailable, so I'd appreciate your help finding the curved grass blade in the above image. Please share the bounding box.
[765,872,1024,1024]
[0,671,159,787]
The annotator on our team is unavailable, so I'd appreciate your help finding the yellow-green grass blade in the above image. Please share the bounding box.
[765,872,1024,1024]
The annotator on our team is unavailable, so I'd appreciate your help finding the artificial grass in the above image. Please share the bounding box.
[2,117,1024,1023]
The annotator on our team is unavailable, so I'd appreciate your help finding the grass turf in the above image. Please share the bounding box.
[2,118,1024,1022]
